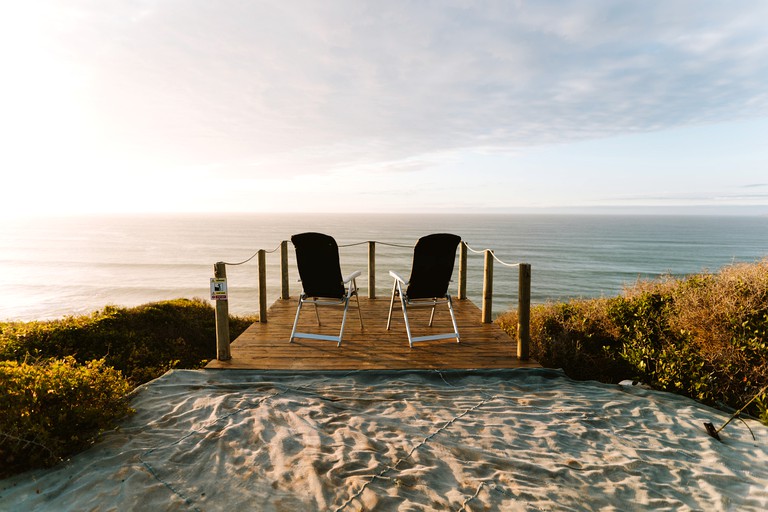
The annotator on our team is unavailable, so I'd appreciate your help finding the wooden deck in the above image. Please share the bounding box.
[206,297,540,370]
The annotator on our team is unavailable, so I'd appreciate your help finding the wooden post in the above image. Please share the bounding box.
[482,250,493,324]
[518,263,531,360]
[258,249,267,323]
[458,241,468,300]
[213,262,231,361]
[368,241,376,299]
[280,240,289,300]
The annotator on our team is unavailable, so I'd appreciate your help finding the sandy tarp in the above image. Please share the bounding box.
[1,368,767,511]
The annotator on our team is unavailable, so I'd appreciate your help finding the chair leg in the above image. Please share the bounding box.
[399,291,414,348]
[428,304,436,326]
[337,296,351,347]
[354,292,364,330]
[313,301,321,326]
[386,279,398,330]
[446,295,460,343]
[289,296,305,343]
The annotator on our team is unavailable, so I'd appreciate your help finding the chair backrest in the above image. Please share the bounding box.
[406,233,461,299]
[291,232,346,299]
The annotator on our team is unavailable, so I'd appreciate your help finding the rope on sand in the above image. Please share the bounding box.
[136,377,334,511]
[334,392,499,512]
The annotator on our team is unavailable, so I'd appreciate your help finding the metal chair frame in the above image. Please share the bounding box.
[386,233,461,348]
[387,271,460,347]
[290,270,363,346]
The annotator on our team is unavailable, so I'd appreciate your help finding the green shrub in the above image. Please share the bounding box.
[0,298,257,478]
[0,357,133,478]
[667,262,768,408]
[607,292,713,401]
[0,298,256,385]
[499,298,631,382]
[498,258,768,423]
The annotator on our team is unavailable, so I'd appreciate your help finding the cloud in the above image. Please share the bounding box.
[21,1,768,179]
[602,191,768,205]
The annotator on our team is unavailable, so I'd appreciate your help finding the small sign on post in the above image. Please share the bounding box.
[213,262,231,361]
[210,277,228,300]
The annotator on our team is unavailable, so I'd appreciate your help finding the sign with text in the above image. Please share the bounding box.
[210,278,228,300]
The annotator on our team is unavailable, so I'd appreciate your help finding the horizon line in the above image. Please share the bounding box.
[8,205,768,219]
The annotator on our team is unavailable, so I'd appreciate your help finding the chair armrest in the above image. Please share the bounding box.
[343,270,362,284]
[389,270,408,285]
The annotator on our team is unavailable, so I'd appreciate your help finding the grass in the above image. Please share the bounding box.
[0,298,256,478]
[497,258,768,425]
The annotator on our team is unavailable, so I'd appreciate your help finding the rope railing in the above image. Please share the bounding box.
[226,239,519,265]
[462,241,521,268]
[337,241,370,248]
[211,238,531,362]
[221,243,282,266]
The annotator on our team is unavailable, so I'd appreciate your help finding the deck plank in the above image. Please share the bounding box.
[205,297,540,370]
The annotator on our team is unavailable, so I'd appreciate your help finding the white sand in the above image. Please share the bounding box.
[2,368,767,511]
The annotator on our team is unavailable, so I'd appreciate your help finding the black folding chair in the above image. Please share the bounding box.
[290,232,363,346]
[386,233,461,347]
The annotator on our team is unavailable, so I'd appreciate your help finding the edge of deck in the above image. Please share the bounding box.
[206,297,540,371]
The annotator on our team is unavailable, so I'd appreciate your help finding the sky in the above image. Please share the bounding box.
[2,0,768,216]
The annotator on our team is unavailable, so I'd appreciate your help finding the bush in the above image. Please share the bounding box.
[607,292,712,401]
[499,298,631,383]
[0,298,256,385]
[0,298,257,478]
[0,357,133,478]
[497,259,768,423]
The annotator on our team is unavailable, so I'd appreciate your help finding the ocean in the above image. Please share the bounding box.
[1,213,767,322]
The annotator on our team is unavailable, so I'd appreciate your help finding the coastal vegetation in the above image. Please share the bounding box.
[0,298,256,478]
[498,258,768,426]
